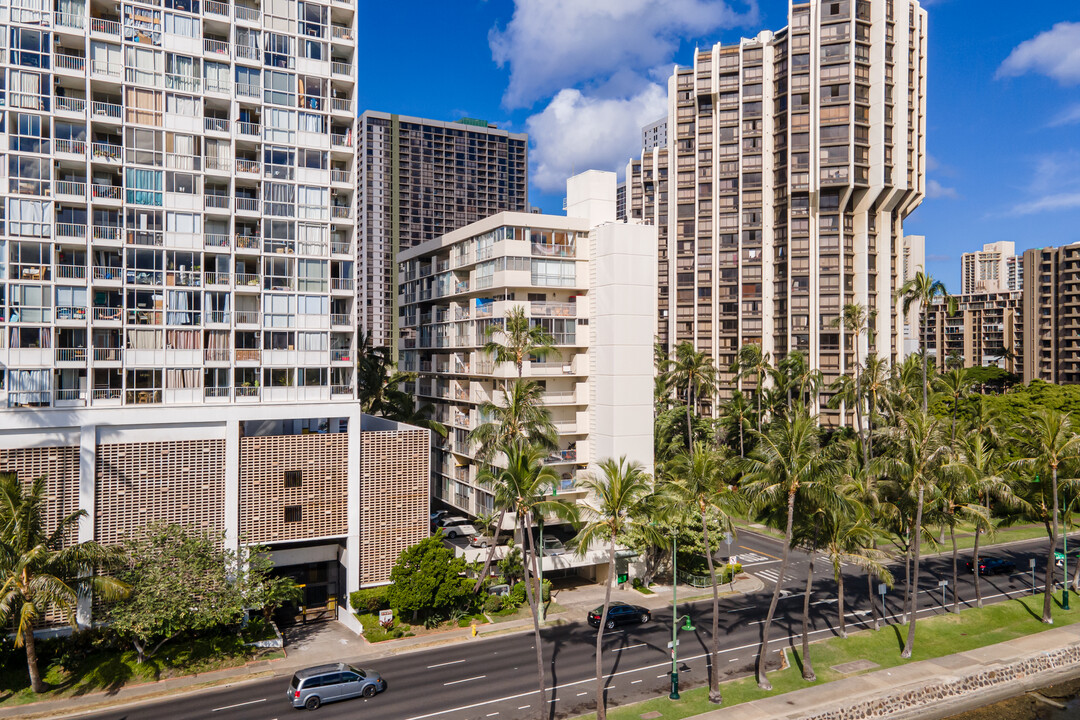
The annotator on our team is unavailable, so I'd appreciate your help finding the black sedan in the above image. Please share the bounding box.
[966,557,1016,575]
[587,602,650,629]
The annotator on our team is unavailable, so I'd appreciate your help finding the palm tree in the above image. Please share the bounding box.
[732,343,771,433]
[817,505,892,639]
[833,303,876,462]
[667,444,742,703]
[667,342,718,454]
[876,410,947,657]
[719,390,753,458]
[1010,410,1080,624]
[896,269,954,412]
[484,305,556,379]
[477,444,577,720]
[935,367,975,445]
[572,458,656,720]
[839,446,895,631]
[469,379,559,590]
[935,439,990,613]
[944,435,1015,608]
[861,354,890,463]
[0,474,129,693]
[741,410,843,689]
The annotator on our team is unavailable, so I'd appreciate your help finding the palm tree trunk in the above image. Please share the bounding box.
[1046,466,1059,624]
[921,309,929,413]
[868,571,879,631]
[902,486,925,658]
[801,553,816,681]
[22,624,47,694]
[973,526,983,607]
[902,523,912,624]
[594,535,617,720]
[950,521,959,613]
[687,386,694,455]
[755,491,795,690]
[1072,547,1080,594]
[473,508,507,594]
[738,419,745,458]
[755,371,763,434]
[837,565,847,639]
[521,512,547,720]
[702,511,722,704]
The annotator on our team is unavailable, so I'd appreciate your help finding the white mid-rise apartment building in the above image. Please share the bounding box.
[397,171,656,525]
[0,0,430,623]
[961,241,1019,294]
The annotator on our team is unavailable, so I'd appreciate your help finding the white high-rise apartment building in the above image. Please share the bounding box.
[902,234,924,355]
[961,241,1019,294]
[0,0,429,619]
[1,0,358,410]
[628,0,927,414]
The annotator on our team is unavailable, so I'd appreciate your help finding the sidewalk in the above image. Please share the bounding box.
[0,574,762,720]
[691,623,1080,720]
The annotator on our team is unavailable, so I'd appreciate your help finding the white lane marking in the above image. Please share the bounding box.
[729,658,738,662]
[657,673,668,678]
[631,679,643,684]
[811,598,838,606]
[212,698,266,712]
[443,675,486,686]
[729,606,755,612]
[486,713,500,717]
[401,585,1039,720]
[428,659,467,669]
[611,643,646,652]
[748,616,785,625]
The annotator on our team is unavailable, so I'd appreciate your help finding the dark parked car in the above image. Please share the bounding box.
[966,557,1016,575]
[288,663,386,710]
[587,602,650,629]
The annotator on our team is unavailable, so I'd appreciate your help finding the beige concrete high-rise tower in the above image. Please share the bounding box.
[628,0,927,412]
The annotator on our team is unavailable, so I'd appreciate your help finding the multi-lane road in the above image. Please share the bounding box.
[77,530,1068,720]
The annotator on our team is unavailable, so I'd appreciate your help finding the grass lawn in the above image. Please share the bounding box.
[0,630,283,709]
[486,602,567,624]
[356,612,487,642]
[572,593,1080,720]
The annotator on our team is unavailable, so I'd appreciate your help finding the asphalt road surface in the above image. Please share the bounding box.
[78,530,1071,720]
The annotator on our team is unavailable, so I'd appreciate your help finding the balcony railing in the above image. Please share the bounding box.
[235,349,261,362]
[236,159,260,174]
[205,0,230,15]
[55,389,86,403]
[56,139,86,156]
[330,313,350,326]
[56,223,86,238]
[236,235,261,251]
[235,311,259,325]
[205,387,230,399]
[331,206,351,219]
[91,142,122,162]
[235,45,259,62]
[205,117,229,133]
[90,18,121,35]
[235,386,260,399]
[54,53,86,72]
[91,102,123,121]
[237,121,261,136]
[331,278,354,291]
[56,96,86,114]
[235,197,259,212]
[530,301,576,317]
[92,388,122,402]
[56,348,87,363]
[331,349,351,363]
[331,61,353,76]
[204,195,229,210]
[235,273,260,287]
[204,272,230,286]
[331,242,351,255]
[331,385,352,396]
[331,98,353,113]
[235,5,260,22]
[92,307,122,321]
[331,133,352,147]
[56,180,86,197]
[204,233,230,249]
[205,348,230,362]
[92,184,122,200]
[204,38,230,56]
[330,169,351,184]
[93,348,122,362]
[331,25,353,41]
[56,264,87,280]
[93,225,123,242]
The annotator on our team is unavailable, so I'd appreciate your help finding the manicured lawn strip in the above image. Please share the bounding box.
[571,594,1080,720]
[0,631,282,709]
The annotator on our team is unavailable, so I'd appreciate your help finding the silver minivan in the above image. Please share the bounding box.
[287,663,386,710]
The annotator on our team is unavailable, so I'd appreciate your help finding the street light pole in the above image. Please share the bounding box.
[670,533,679,700]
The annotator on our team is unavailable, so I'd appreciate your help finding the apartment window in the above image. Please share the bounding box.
[265,71,296,107]
[284,470,302,488]
[265,109,296,144]
[9,156,49,197]
[264,34,295,70]
[164,12,199,37]
[9,113,46,153]
[284,506,302,523]
[10,28,49,69]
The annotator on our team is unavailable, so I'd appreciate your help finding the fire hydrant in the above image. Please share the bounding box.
[471,622,478,638]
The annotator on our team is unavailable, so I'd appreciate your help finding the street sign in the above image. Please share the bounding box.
[730,555,738,566]
[378,609,393,624]
[1031,558,1038,569]
[667,640,680,649]
[878,583,887,595]
[938,580,948,587]
[724,532,733,544]
[1056,552,1066,560]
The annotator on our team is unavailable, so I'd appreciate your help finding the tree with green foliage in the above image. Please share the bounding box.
[109,524,246,664]
[484,305,556,378]
[896,269,954,412]
[572,457,657,720]
[0,474,128,692]
[238,545,303,622]
[1010,410,1080,625]
[667,444,742,703]
[667,342,718,453]
[935,367,975,445]
[719,389,754,457]
[387,533,472,623]
[732,343,772,434]
[355,332,447,438]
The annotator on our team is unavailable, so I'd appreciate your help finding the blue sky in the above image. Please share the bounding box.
[358,1,1080,292]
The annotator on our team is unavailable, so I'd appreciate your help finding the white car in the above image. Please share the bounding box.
[442,523,477,540]
[438,515,471,528]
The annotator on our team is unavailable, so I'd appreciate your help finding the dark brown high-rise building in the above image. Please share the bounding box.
[356,113,528,349]
[1023,244,1080,384]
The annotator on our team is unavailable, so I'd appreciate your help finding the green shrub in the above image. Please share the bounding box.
[509,582,526,606]
[541,579,551,603]
[350,586,390,613]
[631,577,644,589]
[484,594,504,613]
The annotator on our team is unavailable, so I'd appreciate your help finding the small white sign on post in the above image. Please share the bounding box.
[379,609,393,625]
[667,640,680,649]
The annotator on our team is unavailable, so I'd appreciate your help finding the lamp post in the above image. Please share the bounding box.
[669,533,696,700]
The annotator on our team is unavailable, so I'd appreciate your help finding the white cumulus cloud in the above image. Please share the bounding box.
[490,0,756,109]
[1010,193,1080,216]
[926,179,958,199]
[526,85,668,192]
[1049,103,1080,128]
[997,22,1080,85]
